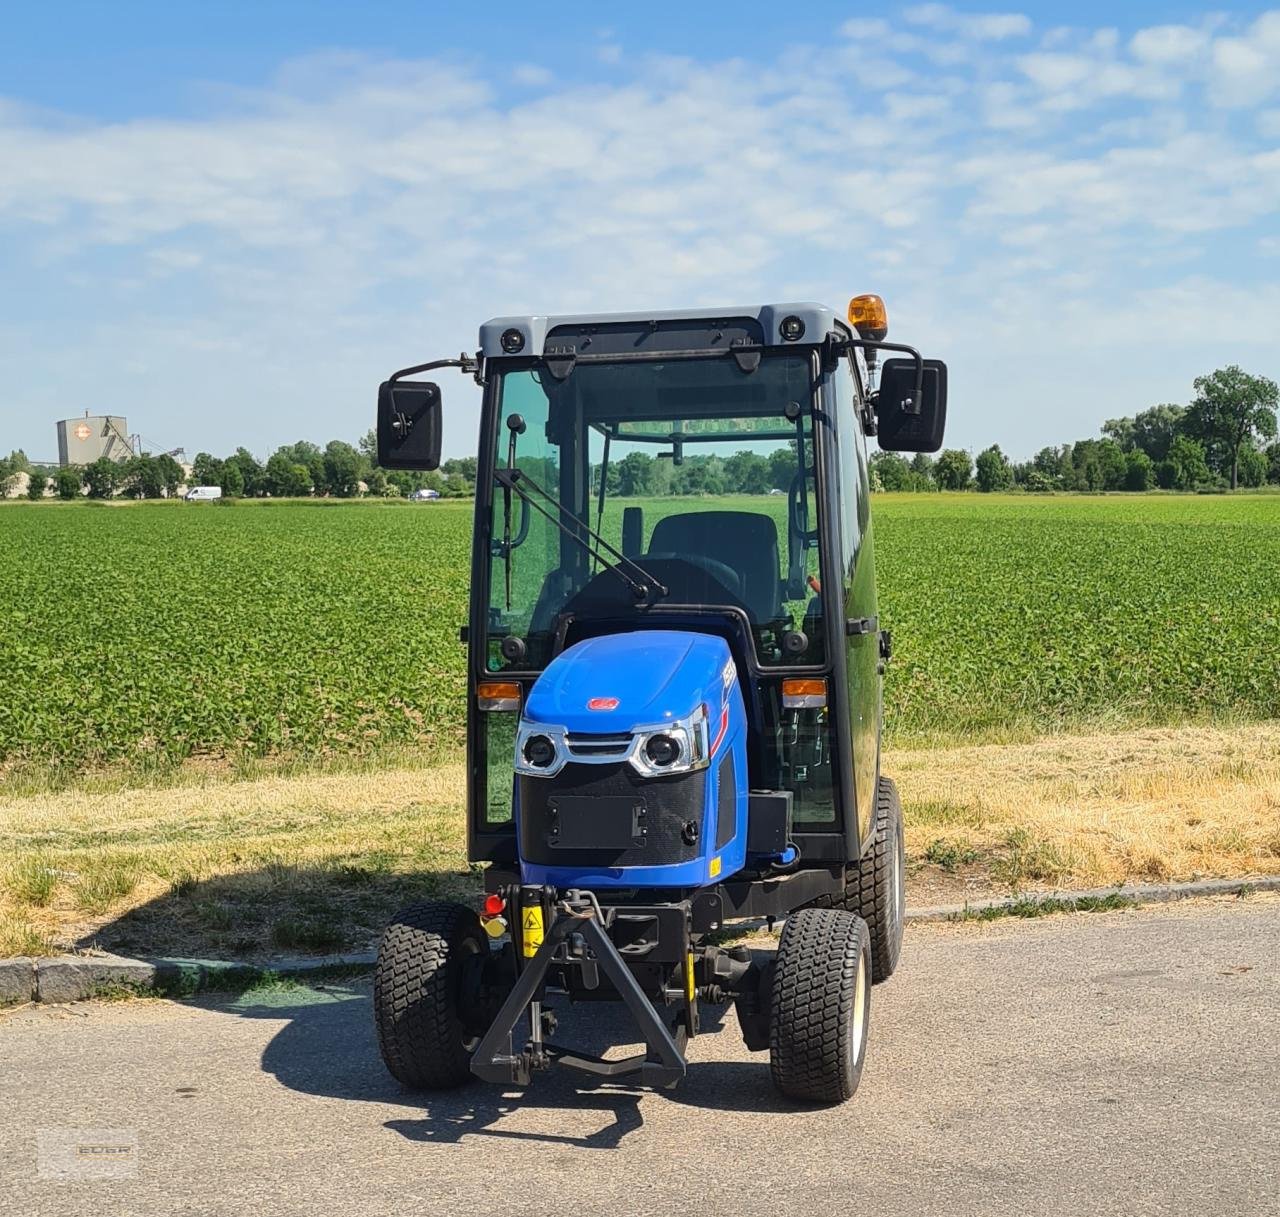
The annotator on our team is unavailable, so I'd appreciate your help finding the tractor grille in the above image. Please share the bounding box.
[518,761,705,869]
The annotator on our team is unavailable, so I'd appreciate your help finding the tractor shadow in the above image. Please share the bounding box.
[217,979,797,1150]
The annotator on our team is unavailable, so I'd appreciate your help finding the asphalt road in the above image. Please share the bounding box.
[2,897,1277,1217]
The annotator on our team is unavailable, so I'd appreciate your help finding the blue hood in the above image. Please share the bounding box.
[524,631,733,733]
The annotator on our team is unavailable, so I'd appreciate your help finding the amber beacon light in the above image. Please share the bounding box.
[847,294,889,342]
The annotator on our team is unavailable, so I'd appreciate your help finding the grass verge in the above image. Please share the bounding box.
[2,721,1278,959]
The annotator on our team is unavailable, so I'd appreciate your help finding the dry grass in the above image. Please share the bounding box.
[0,765,472,960]
[2,722,1278,959]
[893,721,1280,892]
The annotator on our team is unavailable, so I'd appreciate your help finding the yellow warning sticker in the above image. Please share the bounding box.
[709,855,722,878]
[521,904,545,957]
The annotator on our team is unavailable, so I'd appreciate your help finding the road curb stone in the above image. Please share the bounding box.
[10,876,1277,1003]
[904,874,1280,923]
[0,958,37,1005]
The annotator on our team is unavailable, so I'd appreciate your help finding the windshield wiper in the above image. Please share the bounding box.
[493,467,668,602]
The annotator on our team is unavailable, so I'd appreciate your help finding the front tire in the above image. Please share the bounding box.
[769,907,872,1104]
[806,775,905,983]
[373,901,486,1090]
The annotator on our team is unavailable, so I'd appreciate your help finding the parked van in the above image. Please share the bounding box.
[185,486,223,502]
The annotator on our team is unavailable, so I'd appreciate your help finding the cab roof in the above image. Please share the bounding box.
[479,303,838,360]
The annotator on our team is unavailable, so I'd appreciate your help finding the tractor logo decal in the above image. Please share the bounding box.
[709,704,730,756]
[587,696,619,711]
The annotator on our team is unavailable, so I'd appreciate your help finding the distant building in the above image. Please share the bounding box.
[56,414,135,466]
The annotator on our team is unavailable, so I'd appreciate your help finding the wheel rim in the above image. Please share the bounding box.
[456,938,484,1053]
[891,819,905,934]
[851,951,868,1066]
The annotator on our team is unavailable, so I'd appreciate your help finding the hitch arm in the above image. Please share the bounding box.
[470,907,687,1088]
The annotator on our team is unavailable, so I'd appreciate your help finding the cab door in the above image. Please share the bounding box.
[830,354,880,847]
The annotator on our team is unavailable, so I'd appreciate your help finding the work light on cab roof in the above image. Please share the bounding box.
[370,297,949,1105]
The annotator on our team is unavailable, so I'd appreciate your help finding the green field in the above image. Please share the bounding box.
[3,494,1279,778]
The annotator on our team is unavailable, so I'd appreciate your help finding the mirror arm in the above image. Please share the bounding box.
[389,352,485,387]
[825,336,925,416]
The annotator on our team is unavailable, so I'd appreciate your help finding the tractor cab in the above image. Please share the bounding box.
[373,298,946,1102]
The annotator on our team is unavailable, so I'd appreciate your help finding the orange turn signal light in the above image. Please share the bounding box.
[782,678,828,709]
[477,681,520,711]
[848,293,888,342]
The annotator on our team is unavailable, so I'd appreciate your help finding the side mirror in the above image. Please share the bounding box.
[377,380,442,469]
[875,358,947,453]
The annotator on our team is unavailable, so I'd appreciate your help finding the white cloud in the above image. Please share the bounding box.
[512,64,554,87]
[903,4,1032,40]
[1130,24,1209,64]
[1,11,1278,461]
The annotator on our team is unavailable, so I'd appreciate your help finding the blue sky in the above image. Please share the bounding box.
[2,2,1279,463]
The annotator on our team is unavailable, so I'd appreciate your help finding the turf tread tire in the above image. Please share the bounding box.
[805,775,904,983]
[373,901,484,1090]
[769,907,871,1104]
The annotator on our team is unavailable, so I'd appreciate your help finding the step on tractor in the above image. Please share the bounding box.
[372,297,946,1103]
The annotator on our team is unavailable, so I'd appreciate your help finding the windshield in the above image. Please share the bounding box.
[484,354,824,671]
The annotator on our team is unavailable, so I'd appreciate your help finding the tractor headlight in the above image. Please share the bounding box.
[514,723,569,777]
[523,734,557,769]
[629,704,711,778]
[514,704,715,779]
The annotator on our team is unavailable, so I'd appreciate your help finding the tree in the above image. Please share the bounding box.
[1101,417,1136,450]
[1184,366,1279,490]
[1159,435,1211,491]
[616,451,653,496]
[322,440,363,497]
[227,447,265,497]
[1031,446,1067,484]
[156,454,183,497]
[768,446,799,492]
[908,452,936,491]
[122,455,165,499]
[933,449,973,491]
[724,450,771,494]
[27,472,48,500]
[1130,404,1186,462]
[1237,445,1268,488]
[1266,442,1280,485]
[1124,449,1155,491]
[191,453,223,487]
[265,450,313,497]
[869,451,911,491]
[441,456,478,485]
[84,457,122,499]
[220,461,245,497]
[55,467,83,499]
[974,444,1013,492]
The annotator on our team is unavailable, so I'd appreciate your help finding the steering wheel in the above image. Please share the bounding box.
[643,552,744,600]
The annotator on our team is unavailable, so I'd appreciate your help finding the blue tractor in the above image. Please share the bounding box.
[372,298,946,1102]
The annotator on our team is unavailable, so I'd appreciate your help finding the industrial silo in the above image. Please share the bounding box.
[56,415,134,466]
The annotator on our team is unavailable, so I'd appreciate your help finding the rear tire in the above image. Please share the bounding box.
[373,901,486,1090]
[806,775,905,983]
[769,907,872,1104]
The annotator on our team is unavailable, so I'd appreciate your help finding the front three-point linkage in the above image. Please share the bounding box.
[470,889,688,1088]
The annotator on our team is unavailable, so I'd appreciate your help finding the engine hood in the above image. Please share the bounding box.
[523,630,735,733]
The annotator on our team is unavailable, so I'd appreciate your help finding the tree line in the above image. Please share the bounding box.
[5,364,1275,503]
[873,365,1279,494]
[2,434,480,501]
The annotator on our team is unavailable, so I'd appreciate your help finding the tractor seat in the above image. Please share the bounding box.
[647,511,783,623]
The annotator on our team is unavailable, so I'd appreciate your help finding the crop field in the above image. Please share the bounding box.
[2,494,1280,780]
